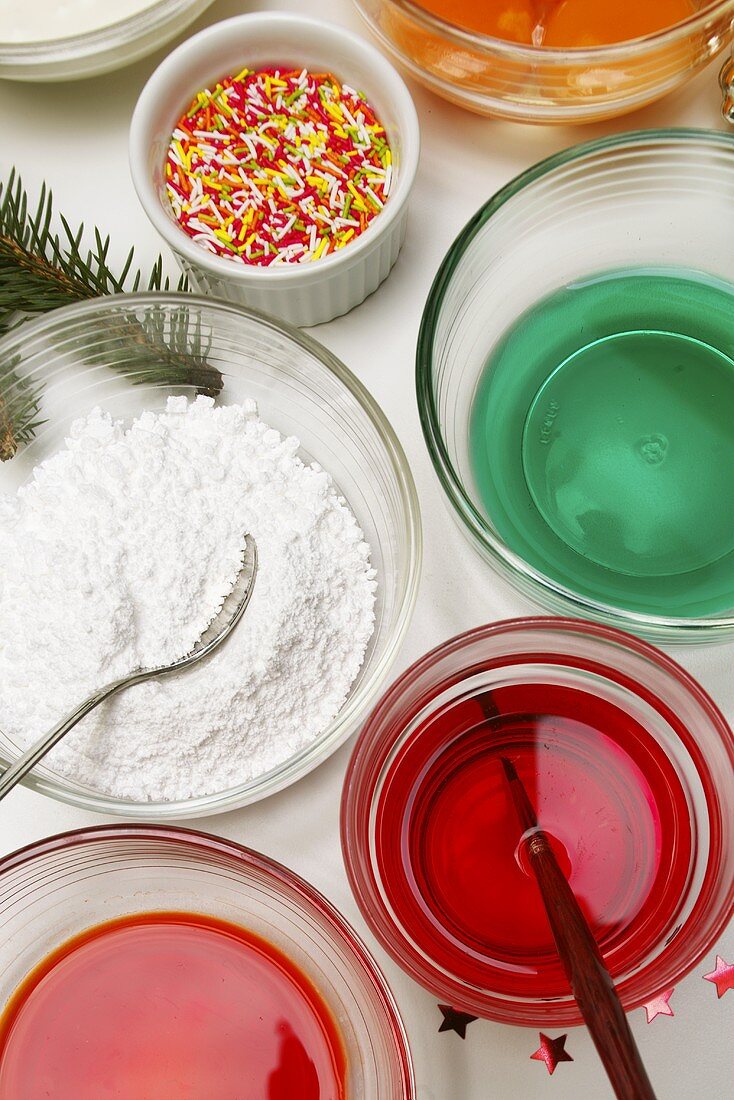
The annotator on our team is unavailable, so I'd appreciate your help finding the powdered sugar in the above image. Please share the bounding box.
[0,396,376,801]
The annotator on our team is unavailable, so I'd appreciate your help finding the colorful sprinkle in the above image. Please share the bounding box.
[165,67,393,267]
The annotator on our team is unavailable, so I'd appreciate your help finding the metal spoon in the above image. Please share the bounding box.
[0,534,258,802]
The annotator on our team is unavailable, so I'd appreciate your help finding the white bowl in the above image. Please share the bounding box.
[130,12,420,326]
[0,0,215,82]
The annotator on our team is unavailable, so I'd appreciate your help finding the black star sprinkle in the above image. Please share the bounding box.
[437,1004,479,1039]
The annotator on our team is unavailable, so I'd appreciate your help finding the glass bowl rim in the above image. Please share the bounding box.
[0,822,417,1094]
[0,291,422,818]
[0,0,209,61]
[357,0,734,61]
[341,615,734,1023]
[416,127,734,638]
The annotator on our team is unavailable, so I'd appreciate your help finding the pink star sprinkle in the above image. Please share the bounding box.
[703,956,734,999]
[530,1033,573,1075]
[642,988,675,1023]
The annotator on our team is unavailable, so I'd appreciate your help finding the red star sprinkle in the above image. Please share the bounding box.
[530,1033,574,1074]
[437,1004,478,1039]
[642,988,675,1023]
[703,956,734,999]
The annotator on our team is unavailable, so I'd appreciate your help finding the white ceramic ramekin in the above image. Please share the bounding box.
[130,12,420,326]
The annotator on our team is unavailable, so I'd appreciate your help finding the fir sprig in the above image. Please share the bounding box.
[0,169,224,460]
[0,353,45,462]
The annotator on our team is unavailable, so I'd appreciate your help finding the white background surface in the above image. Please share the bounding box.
[1,1,732,1096]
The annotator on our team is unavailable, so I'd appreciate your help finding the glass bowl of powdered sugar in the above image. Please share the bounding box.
[0,293,421,818]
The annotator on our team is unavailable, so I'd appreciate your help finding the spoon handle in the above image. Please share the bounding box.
[501,756,657,1100]
[526,830,658,1100]
[0,671,150,801]
[0,536,257,802]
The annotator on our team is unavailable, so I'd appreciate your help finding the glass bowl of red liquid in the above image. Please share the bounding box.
[355,0,734,123]
[0,826,416,1098]
[341,618,734,1027]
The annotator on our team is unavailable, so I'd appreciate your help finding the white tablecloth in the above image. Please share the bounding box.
[1,1,731,1095]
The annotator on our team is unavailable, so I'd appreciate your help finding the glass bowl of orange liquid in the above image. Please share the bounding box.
[355,0,734,123]
[0,826,416,1097]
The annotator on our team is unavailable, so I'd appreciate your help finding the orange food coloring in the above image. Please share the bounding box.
[543,0,697,47]
[0,912,347,1100]
[416,0,698,46]
[417,0,542,43]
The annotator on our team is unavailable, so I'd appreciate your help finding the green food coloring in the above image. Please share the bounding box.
[470,268,734,616]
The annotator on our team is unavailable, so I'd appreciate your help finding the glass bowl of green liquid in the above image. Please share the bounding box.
[418,129,734,643]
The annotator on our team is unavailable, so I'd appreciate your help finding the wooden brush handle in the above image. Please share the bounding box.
[527,831,658,1100]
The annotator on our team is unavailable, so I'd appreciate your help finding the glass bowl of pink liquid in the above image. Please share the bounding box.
[341,618,734,1026]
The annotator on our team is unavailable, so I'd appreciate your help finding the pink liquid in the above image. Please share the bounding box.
[375,682,692,999]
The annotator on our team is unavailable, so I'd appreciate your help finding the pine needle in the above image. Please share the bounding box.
[0,169,224,461]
